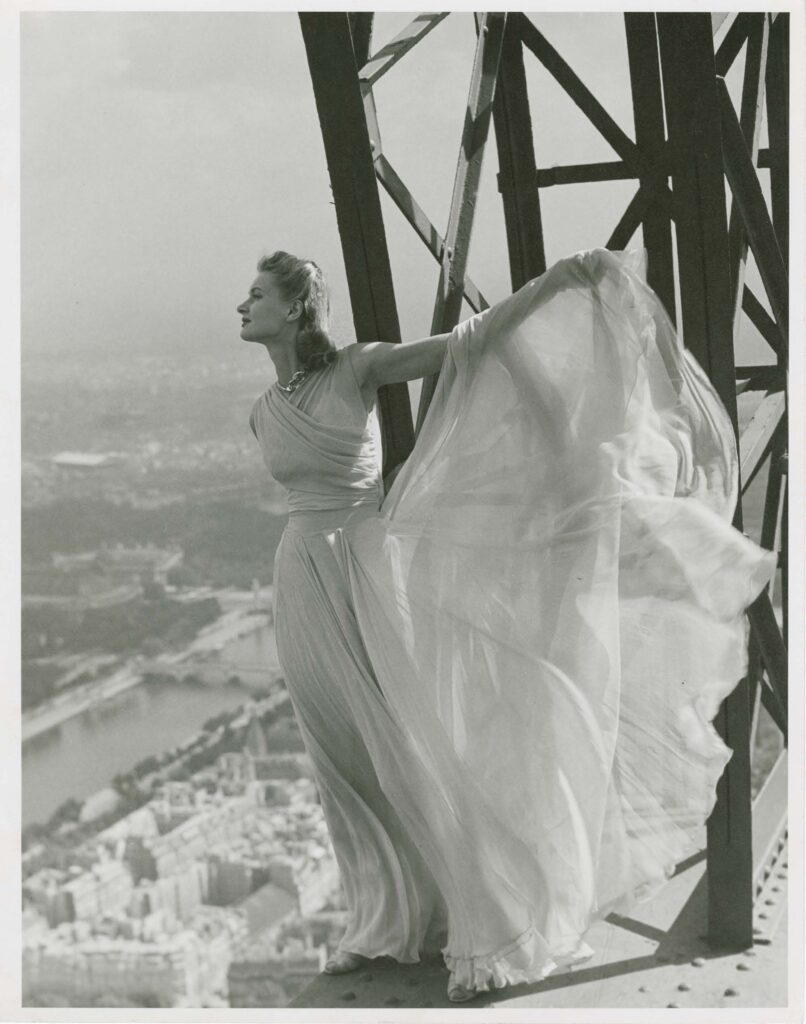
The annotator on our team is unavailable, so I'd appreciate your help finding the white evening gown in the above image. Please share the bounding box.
[250,248,776,992]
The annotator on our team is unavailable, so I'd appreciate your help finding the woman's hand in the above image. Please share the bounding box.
[351,334,451,393]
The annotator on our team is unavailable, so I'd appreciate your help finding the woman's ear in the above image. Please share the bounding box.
[287,299,303,324]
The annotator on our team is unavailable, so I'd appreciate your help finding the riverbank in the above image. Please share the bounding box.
[22,587,275,744]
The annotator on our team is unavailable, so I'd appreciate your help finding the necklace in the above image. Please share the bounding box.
[276,369,310,395]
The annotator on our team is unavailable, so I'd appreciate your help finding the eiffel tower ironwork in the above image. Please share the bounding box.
[299,11,789,950]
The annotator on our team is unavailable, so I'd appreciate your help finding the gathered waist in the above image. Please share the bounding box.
[284,501,381,537]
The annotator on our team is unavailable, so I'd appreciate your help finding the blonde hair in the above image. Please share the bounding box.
[257,251,338,372]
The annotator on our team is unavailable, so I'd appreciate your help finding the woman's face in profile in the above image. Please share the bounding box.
[237,272,295,343]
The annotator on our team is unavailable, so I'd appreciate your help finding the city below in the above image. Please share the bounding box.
[21,349,351,1007]
[20,347,781,1009]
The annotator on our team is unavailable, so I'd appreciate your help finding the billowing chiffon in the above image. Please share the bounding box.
[250,248,776,992]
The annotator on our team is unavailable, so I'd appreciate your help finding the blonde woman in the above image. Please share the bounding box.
[239,248,774,1003]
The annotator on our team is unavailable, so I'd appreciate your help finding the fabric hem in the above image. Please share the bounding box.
[443,925,594,993]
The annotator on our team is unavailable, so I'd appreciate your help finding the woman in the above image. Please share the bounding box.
[239,249,775,1003]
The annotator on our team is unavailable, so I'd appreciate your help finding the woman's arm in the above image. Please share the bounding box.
[350,334,451,392]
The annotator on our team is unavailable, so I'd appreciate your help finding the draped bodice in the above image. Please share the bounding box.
[250,345,384,534]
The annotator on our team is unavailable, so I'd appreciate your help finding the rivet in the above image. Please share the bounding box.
[341,991,356,1001]
[678,982,690,991]
[772,886,781,892]
[638,985,648,993]
[743,949,757,957]
[724,987,739,997]
[759,912,769,920]
[765,899,775,906]
[737,962,751,971]
[667,1003,680,1008]
[692,957,706,967]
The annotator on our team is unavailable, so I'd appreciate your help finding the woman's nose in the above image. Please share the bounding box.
[237,301,247,314]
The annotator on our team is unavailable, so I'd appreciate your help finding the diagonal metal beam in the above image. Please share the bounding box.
[516,14,643,174]
[739,391,786,492]
[605,180,670,252]
[748,592,788,740]
[718,78,788,353]
[765,14,789,275]
[358,12,450,90]
[416,12,507,431]
[742,286,784,355]
[715,12,754,76]
[374,153,489,314]
[751,750,787,891]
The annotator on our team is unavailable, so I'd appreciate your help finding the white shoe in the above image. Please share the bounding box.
[324,951,368,974]
[447,981,478,1002]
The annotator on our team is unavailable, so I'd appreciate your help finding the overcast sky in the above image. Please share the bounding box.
[20,10,774,372]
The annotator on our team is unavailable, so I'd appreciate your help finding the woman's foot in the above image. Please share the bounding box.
[447,981,478,1003]
[324,950,368,975]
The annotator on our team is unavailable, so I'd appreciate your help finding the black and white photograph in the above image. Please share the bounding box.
[4,3,804,1019]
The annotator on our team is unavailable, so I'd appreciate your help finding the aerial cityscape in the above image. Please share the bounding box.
[20,342,783,1009]
[21,346,351,1008]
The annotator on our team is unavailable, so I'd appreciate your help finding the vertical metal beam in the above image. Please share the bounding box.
[416,13,507,432]
[347,12,373,66]
[726,15,769,336]
[492,18,546,292]
[624,13,676,323]
[765,14,789,274]
[764,13,788,650]
[780,471,788,644]
[299,14,414,475]
[658,15,739,426]
[657,13,752,952]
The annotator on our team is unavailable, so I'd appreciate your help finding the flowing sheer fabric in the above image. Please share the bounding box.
[251,248,776,992]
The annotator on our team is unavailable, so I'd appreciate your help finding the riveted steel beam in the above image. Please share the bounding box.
[657,12,752,952]
[299,13,414,475]
[625,13,676,321]
[492,17,546,291]
[416,12,507,431]
[358,12,450,90]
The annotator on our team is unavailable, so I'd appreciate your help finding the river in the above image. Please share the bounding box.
[22,454,774,831]
[22,623,278,829]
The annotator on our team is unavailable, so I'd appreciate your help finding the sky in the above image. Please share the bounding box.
[20,10,775,370]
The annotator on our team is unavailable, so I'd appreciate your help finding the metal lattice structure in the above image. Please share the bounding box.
[299,11,789,951]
